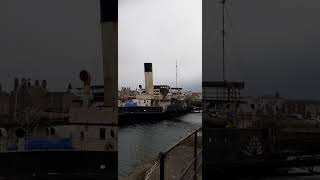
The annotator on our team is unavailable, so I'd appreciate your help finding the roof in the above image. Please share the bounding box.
[286,100,320,105]
[76,85,104,90]
[171,87,183,90]
[91,85,104,89]
[154,85,170,88]
[47,91,74,97]
[203,81,245,89]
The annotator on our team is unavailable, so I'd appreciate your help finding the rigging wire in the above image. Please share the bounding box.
[222,0,226,80]
[220,0,234,81]
[225,1,233,32]
[224,0,245,82]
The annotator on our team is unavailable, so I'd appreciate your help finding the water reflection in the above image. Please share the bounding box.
[118,113,202,177]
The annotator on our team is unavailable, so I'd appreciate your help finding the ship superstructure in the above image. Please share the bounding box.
[118,63,191,121]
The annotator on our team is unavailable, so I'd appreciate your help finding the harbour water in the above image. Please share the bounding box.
[118,113,320,179]
[118,113,202,177]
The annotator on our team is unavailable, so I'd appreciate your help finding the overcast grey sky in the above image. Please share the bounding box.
[204,0,320,99]
[0,0,201,92]
[0,0,103,91]
[1,0,320,98]
[119,0,202,91]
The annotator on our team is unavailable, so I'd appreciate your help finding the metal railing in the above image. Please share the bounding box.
[158,127,202,180]
[145,160,160,180]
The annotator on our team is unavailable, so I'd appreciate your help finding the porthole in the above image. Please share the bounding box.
[15,128,26,138]
[100,164,106,170]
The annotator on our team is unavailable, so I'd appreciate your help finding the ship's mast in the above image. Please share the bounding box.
[176,60,178,88]
[221,0,226,81]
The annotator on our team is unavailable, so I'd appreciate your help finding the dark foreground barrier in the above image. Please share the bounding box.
[159,127,202,180]
[144,127,202,180]
[203,127,320,179]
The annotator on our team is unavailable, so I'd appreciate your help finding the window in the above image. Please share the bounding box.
[100,128,106,140]
[80,131,85,141]
[46,128,49,136]
[50,128,55,136]
[110,130,115,138]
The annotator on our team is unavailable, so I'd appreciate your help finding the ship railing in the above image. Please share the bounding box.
[145,127,202,180]
[0,137,116,152]
[71,137,116,151]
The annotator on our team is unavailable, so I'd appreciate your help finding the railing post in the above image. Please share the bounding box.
[263,128,271,160]
[160,152,165,180]
[194,130,198,180]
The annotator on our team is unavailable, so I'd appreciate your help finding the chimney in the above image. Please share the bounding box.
[100,0,118,107]
[14,78,19,92]
[144,63,154,95]
[80,70,91,107]
[35,80,40,87]
[21,78,27,88]
[41,80,47,89]
[27,78,31,87]
[67,83,72,92]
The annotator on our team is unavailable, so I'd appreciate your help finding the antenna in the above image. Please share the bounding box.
[176,60,178,88]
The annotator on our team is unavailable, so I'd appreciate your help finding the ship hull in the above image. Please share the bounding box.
[0,151,117,179]
[118,111,190,125]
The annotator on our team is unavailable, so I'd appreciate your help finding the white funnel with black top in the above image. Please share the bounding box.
[144,63,154,95]
[100,0,118,107]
